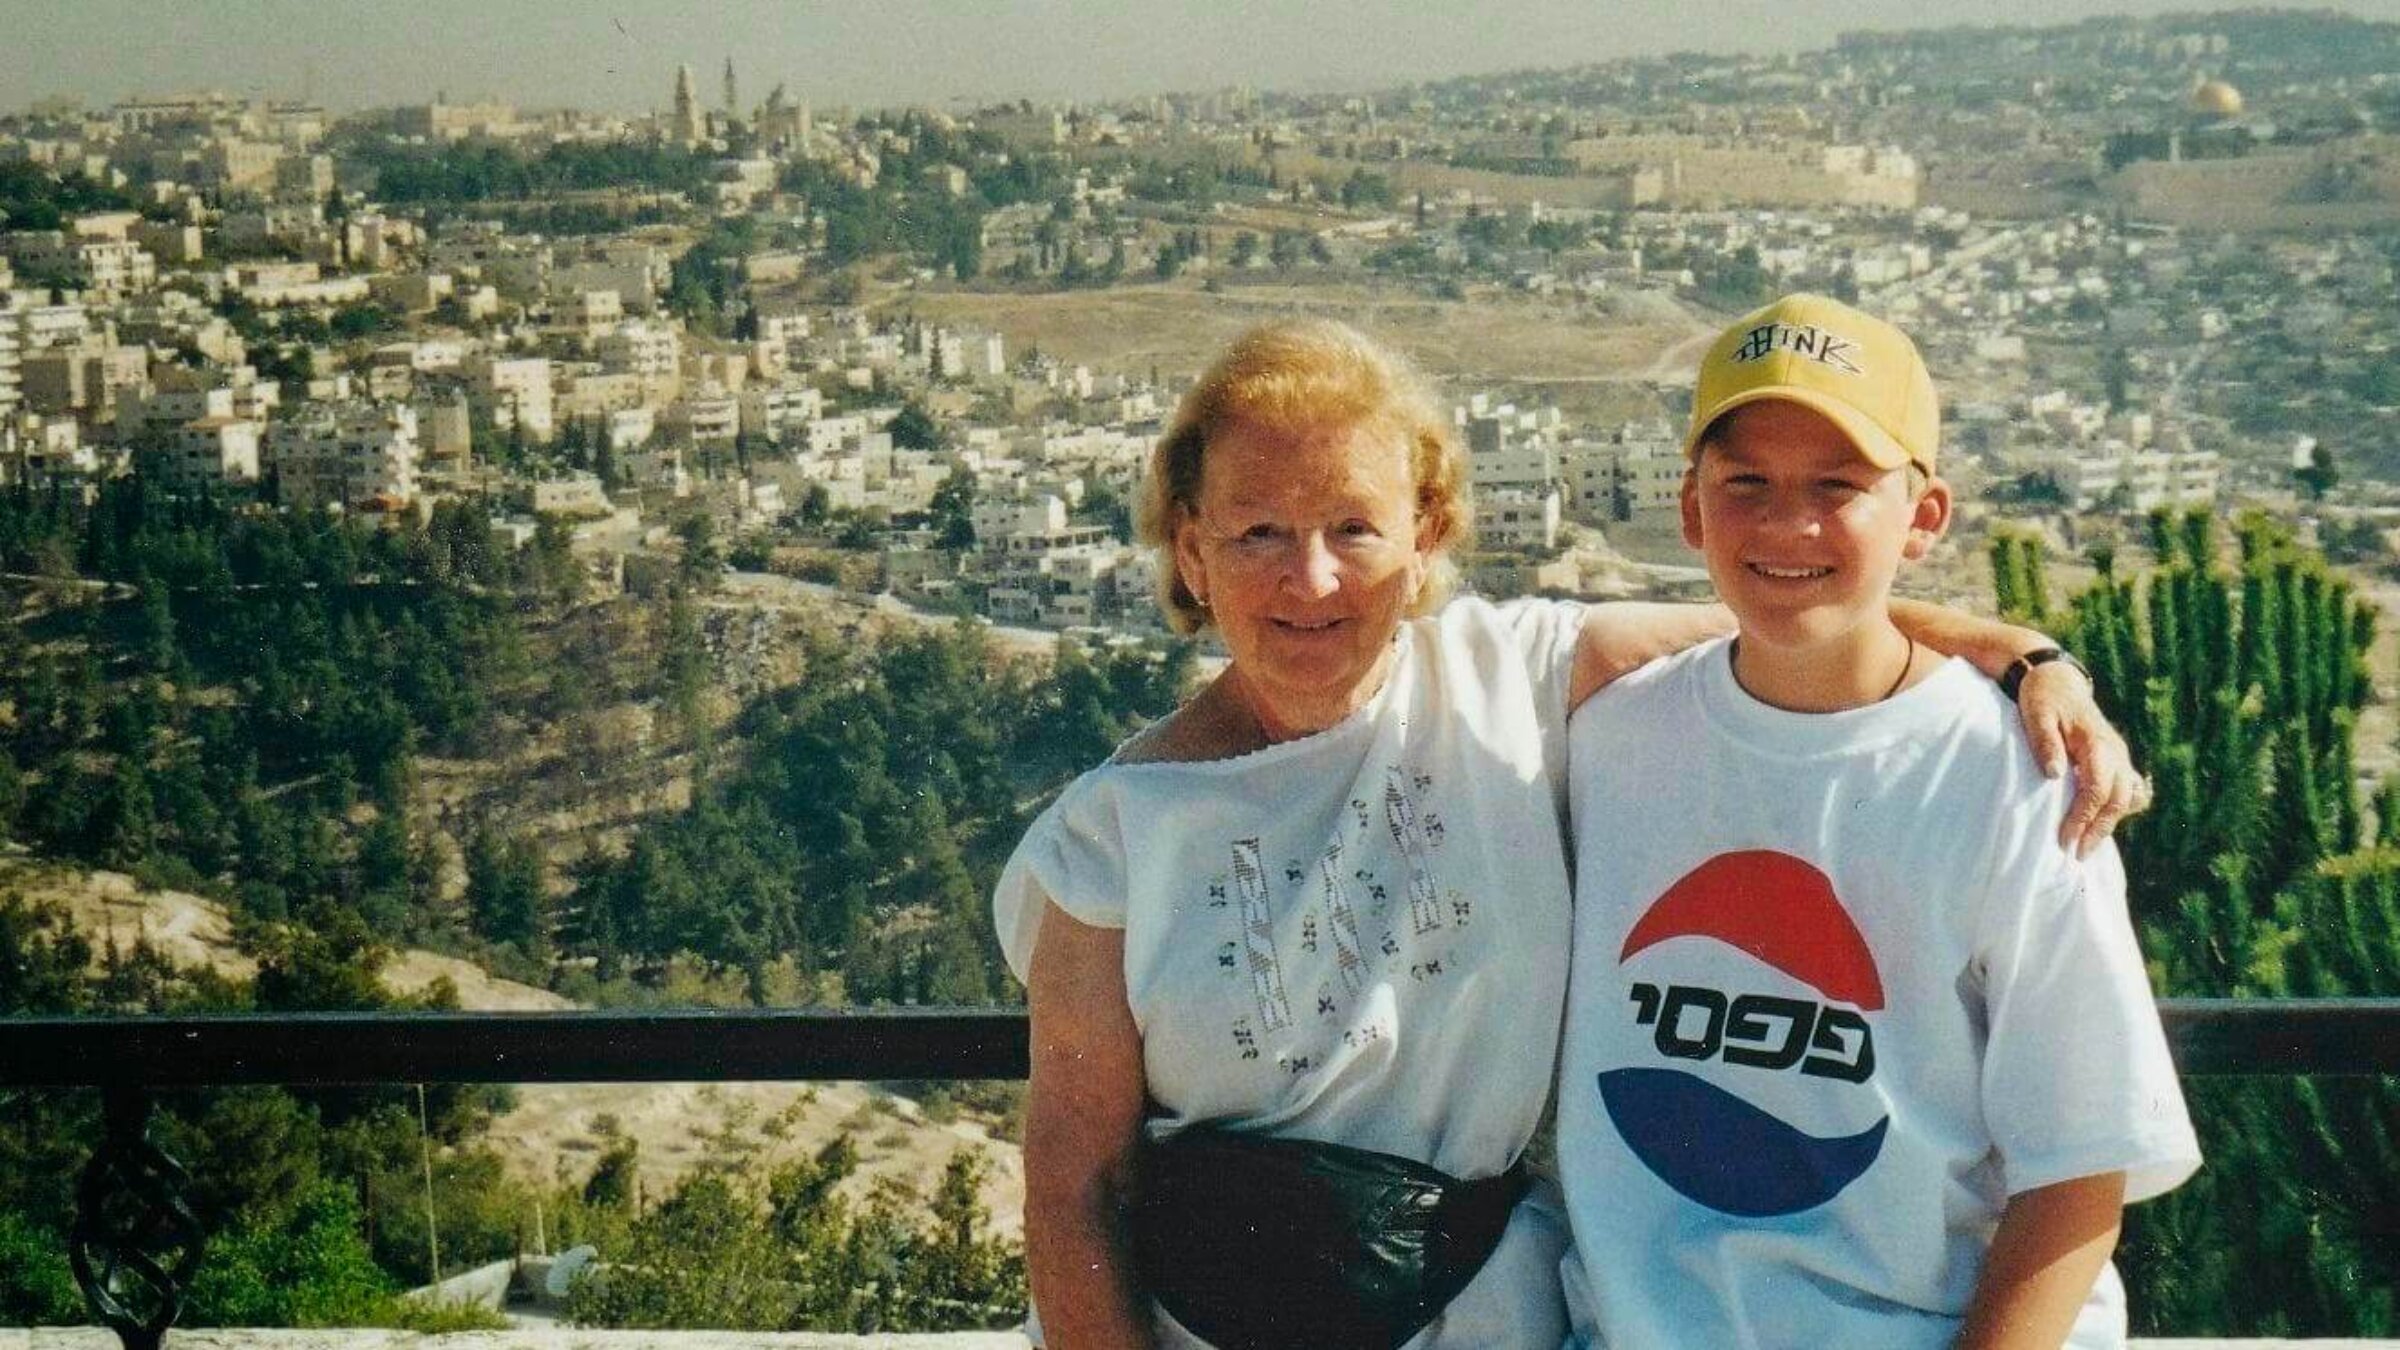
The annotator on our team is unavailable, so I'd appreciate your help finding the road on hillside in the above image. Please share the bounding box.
[712,570,1231,675]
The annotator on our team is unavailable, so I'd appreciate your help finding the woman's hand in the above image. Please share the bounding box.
[1885,600,2148,856]
[1024,897,1159,1350]
[2015,659,2148,858]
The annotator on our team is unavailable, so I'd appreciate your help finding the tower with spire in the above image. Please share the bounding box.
[670,64,702,148]
[723,58,739,119]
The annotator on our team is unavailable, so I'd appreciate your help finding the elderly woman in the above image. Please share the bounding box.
[993,320,2137,1350]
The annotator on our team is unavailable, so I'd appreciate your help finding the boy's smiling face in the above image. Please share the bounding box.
[1682,399,1952,653]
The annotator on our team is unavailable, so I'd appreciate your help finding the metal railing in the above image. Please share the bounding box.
[3,999,2396,1348]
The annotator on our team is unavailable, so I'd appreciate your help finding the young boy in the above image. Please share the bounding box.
[1554,294,2200,1350]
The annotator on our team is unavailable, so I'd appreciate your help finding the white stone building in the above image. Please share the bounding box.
[595,319,682,399]
[739,382,825,445]
[13,302,91,352]
[148,415,263,491]
[2,223,158,298]
[1478,485,1563,553]
[1462,404,1562,499]
[272,401,421,512]
[2046,442,2222,514]
[801,413,870,457]
[466,355,555,443]
[0,316,17,428]
[531,473,612,516]
[668,386,741,451]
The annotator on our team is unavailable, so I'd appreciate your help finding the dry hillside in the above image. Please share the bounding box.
[886,276,1707,398]
[5,859,1023,1238]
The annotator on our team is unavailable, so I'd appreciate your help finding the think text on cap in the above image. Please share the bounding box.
[1682,293,1940,476]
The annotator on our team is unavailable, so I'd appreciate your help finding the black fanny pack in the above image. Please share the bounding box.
[1134,1125,1528,1350]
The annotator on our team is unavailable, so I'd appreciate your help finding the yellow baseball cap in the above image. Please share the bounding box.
[1682,293,1939,475]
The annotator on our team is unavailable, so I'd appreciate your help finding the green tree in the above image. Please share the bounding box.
[771,1135,864,1317]
[1056,243,1092,288]
[1996,511,2397,1335]
[0,749,23,845]
[889,401,945,451]
[1340,168,1395,209]
[249,906,394,1014]
[0,893,99,1323]
[2296,442,2340,501]
[909,1150,1026,1324]
[185,1181,395,1327]
[1988,528,2055,630]
[465,826,546,955]
[328,303,398,342]
[928,466,977,551]
[562,612,1186,1002]
[0,891,92,1015]
[583,1136,641,1211]
[96,760,159,869]
[592,429,622,491]
[675,513,725,590]
[565,1173,795,1329]
[1074,477,1133,541]
[905,796,993,1005]
[2101,345,2135,412]
[134,583,179,674]
[796,482,832,527]
[658,590,711,744]
[0,1210,82,1323]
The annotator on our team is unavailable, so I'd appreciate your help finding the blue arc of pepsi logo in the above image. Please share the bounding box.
[1599,1067,1888,1217]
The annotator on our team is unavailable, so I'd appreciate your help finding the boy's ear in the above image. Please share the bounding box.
[1678,470,1704,551]
[1901,475,1953,561]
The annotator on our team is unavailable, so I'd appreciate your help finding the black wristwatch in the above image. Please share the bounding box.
[1999,646,2089,702]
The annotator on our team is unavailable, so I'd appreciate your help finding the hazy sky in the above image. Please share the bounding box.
[3,0,2388,115]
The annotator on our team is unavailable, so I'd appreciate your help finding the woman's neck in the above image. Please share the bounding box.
[1219,648,1398,747]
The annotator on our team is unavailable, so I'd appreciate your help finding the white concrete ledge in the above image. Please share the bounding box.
[0,1325,2390,1335]
[407,1259,517,1313]
[0,1325,1022,1335]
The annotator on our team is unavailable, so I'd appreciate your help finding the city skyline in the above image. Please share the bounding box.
[6,0,2393,116]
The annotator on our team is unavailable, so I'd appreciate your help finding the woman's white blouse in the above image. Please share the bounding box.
[995,596,1586,1348]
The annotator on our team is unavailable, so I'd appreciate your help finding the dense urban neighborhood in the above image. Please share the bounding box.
[5,5,2400,1340]
[3,9,2397,631]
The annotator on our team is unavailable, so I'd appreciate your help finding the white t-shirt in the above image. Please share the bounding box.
[1557,640,2200,1350]
[996,596,1586,1350]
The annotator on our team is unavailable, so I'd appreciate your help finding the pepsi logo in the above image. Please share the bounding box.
[1598,850,1888,1218]
[1619,850,1882,1009]
[1628,983,1873,1082]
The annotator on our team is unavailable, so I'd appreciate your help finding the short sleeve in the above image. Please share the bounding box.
[1495,596,1588,744]
[991,773,1130,983]
[1977,838,2202,1203]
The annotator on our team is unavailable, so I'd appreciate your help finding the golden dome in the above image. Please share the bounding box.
[2191,80,2244,118]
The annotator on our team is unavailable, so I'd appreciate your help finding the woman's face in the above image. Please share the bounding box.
[1173,417,1433,740]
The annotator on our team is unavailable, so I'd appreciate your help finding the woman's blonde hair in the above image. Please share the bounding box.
[1134,319,1472,636]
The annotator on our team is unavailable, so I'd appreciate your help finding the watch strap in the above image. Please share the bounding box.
[2000,646,2087,701]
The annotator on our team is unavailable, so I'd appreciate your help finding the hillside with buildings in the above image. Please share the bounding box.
[5,5,2400,1336]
